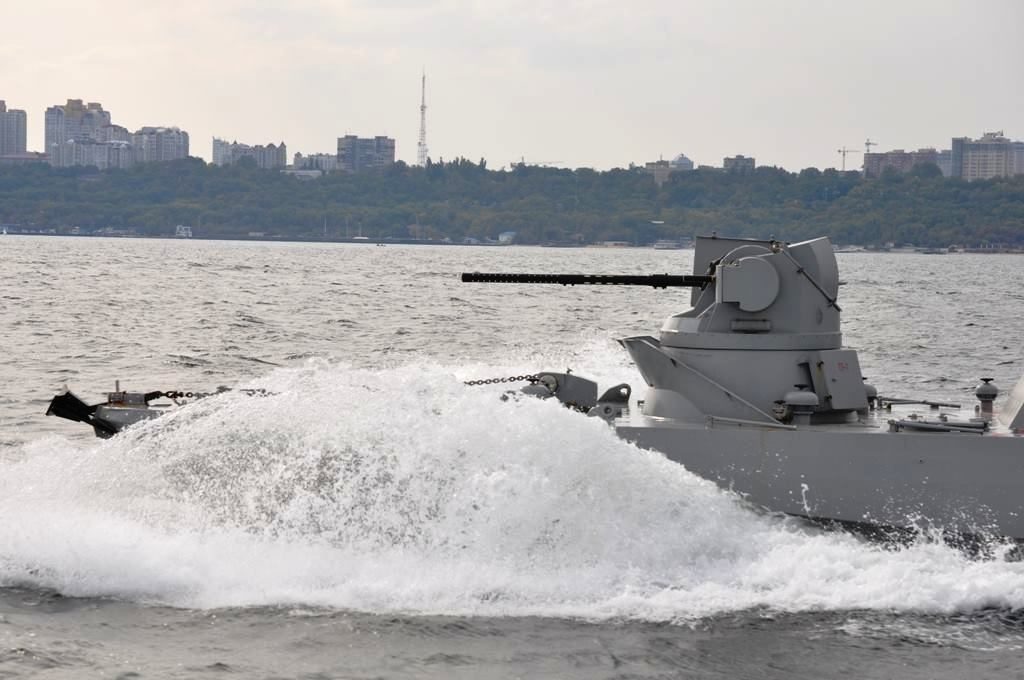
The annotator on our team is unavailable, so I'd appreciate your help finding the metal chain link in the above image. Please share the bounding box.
[463,374,538,386]
[160,387,272,400]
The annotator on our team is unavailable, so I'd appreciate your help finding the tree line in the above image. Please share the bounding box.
[0,157,1022,247]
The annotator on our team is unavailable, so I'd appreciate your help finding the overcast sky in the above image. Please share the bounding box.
[3,0,1022,171]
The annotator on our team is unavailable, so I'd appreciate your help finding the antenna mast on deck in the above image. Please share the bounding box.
[417,71,429,166]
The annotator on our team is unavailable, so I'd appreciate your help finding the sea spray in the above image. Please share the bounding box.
[2,360,1024,619]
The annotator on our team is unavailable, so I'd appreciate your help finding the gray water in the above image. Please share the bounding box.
[2,235,1024,679]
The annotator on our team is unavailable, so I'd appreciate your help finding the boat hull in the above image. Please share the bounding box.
[616,417,1024,540]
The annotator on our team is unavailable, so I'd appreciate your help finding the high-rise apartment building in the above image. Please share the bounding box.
[863,148,940,178]
[132,127,190,163]
[44,99,111,152]
[212,138,287,169]
[43,99,189,168]
[211,137,232,166]
[937,150,953,177]
[49,139,135,170]
[951,131,1024,181]
[337,135,396,172]
[0,101,28,155]
[97,124,131,143]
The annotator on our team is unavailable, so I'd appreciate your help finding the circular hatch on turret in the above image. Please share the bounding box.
[718,256,780,312]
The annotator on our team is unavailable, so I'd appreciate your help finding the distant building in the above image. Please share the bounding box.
[281,168,323,180]
[643,160,672,187]
[97,124,131,143]
[0,101,27,155]
[211,138,231,166]
[863,148,939,177]
[670,153,695,171]
[337,135,396,172]
[212,138,287,169]
[44,99,111,153]
[50,128,186,169]
[293,152,338,172]
[133,127,189,163]
[0,152,47,166]
[42,99,188,168]
[723,155,755,173]
[951,131,1024,181]
[49,139,135,170]
[937,149,953,177]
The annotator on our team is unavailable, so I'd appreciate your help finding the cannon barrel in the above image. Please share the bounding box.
[460,273,713,288]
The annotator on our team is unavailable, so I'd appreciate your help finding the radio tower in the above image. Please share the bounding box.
[417,71,429,166]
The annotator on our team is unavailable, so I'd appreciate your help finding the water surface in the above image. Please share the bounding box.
[2,236,1023,678]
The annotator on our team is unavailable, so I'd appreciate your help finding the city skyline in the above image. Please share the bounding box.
[3,0,1022,171]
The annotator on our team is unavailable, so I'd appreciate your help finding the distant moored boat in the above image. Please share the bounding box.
[652,239,686,250]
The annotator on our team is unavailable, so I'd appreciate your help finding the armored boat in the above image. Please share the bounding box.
[462,236,1024,543]
[46,235,1024,543]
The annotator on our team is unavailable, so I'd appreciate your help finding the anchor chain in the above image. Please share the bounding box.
[158,387,271,400]
[161,390,197,399]
[463,374,538,386]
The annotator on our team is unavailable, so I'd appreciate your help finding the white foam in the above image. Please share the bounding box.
[3,354,1024,620]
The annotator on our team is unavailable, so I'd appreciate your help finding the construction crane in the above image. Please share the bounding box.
[864,138,878,154]
[837,146,862,171]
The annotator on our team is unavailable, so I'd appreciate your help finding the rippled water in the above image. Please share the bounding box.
[1,235,1023,678]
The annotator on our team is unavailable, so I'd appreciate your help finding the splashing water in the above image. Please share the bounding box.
[3,359,1024,620]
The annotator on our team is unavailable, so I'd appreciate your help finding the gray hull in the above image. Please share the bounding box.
[618,417,1024,540]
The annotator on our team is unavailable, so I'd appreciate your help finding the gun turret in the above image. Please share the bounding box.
[460,273,713,288]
